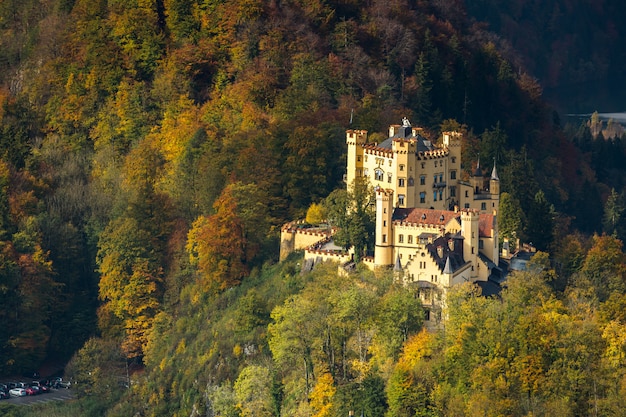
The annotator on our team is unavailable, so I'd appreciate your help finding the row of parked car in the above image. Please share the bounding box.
[0,378,70,399]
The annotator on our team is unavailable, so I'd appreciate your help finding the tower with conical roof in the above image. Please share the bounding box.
[490,158,500,197]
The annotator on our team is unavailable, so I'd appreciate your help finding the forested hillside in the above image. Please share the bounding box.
[1,0,626,416]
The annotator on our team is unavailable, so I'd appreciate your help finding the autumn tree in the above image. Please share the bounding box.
[97,216,163,358]
[186,184,254,292]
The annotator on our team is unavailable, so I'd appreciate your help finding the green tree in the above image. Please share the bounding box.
[498,192,525,251]
[234,365,275,417]
[525,190,555,251]
[603,188,626,241]
[324,178,375,261]
[479,122,508,165]
[580,234,626,302]
[374,286,424,360]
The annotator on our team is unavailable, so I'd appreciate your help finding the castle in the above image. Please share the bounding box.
[281,119,502,327]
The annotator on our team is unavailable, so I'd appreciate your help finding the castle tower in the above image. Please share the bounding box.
[443,131,462,208]
[392,135,416,208]
[470,158,483,193]
[346,129,368,190]
[374,188,394,266]
[461,210,480,279]
[490,159,500,197]
[442,131,462,171]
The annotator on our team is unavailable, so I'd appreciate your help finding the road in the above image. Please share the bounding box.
[2,388,74,406]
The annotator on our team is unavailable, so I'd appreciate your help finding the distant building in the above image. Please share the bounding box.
[281,120,503,328]
[346,117,499,214]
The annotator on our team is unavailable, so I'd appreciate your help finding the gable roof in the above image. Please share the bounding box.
[393,207,457,225]
[426,234,465,273]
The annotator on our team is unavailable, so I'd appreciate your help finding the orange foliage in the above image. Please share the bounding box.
[187,185,250,291]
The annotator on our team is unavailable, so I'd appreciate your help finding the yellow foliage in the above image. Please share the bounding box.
[309,372,336,417]
[233,343,242,357]
[399,328,433,368]
[175,339,187,355]
[603,320,626,368]
[350,358,371,382]
[306,203,326,225]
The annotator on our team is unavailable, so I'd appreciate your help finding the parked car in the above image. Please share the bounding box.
[0,383,8,393]
[15,382,28,388]
[9,387,26,397]
[0,391,9,399]
[51,377,71,389]
[25,386,38,395]
[32,382,50,393]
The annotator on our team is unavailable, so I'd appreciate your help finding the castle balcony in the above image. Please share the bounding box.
[432,181,446,188]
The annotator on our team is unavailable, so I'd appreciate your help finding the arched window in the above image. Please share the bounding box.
[375,169,384,181]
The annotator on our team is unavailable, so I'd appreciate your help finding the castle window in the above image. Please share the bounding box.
[389,160,392,166]
[451,170,457,180]
[364,168,369,176]
[471,247,475,254]
[420,175,426,185]
[408,235,413,244]
[465,190,469,197]
[434,161,438,167]
[433,191,437,201]
[450,186,456,197]
[357,156,361,162]
[388,173,392,183]
[398,194,405,205]
[375,169,384,181]
[399,234,404,243]
[439,173,443,182]
[382,234,387,243]
[400,164,405,171]
[408,177,414,186]
[364,156,368,162]
[439,190,443,200]
[464,203,470,208]
[383,220,386,227]
[420,192,426,203]
[421,162,425,169]
[479,240,484,249]
[398,178,405,187]
[481,202,487,210]
[452,157,456,163]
